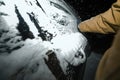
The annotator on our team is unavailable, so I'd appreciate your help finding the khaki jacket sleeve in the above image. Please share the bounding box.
[78,0,120,34]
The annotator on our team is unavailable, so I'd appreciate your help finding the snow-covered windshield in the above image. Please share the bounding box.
[0,0,87,80]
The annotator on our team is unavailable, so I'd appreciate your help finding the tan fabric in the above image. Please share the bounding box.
[78,0,120,80]
[95,29,120,80]
[78,0,120,34]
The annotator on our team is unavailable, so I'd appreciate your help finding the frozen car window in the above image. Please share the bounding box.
[0,0,87,80]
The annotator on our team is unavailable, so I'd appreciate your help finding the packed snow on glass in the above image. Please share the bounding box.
[0,0,87,80]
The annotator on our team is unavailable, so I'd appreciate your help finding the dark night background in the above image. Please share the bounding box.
[64,0,116,20]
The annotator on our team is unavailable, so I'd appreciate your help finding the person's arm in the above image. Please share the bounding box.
[78,0,120,34]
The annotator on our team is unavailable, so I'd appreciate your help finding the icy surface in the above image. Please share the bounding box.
[0,0,87,80]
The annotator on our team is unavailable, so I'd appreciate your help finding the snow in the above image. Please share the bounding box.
[0,0,88,80]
